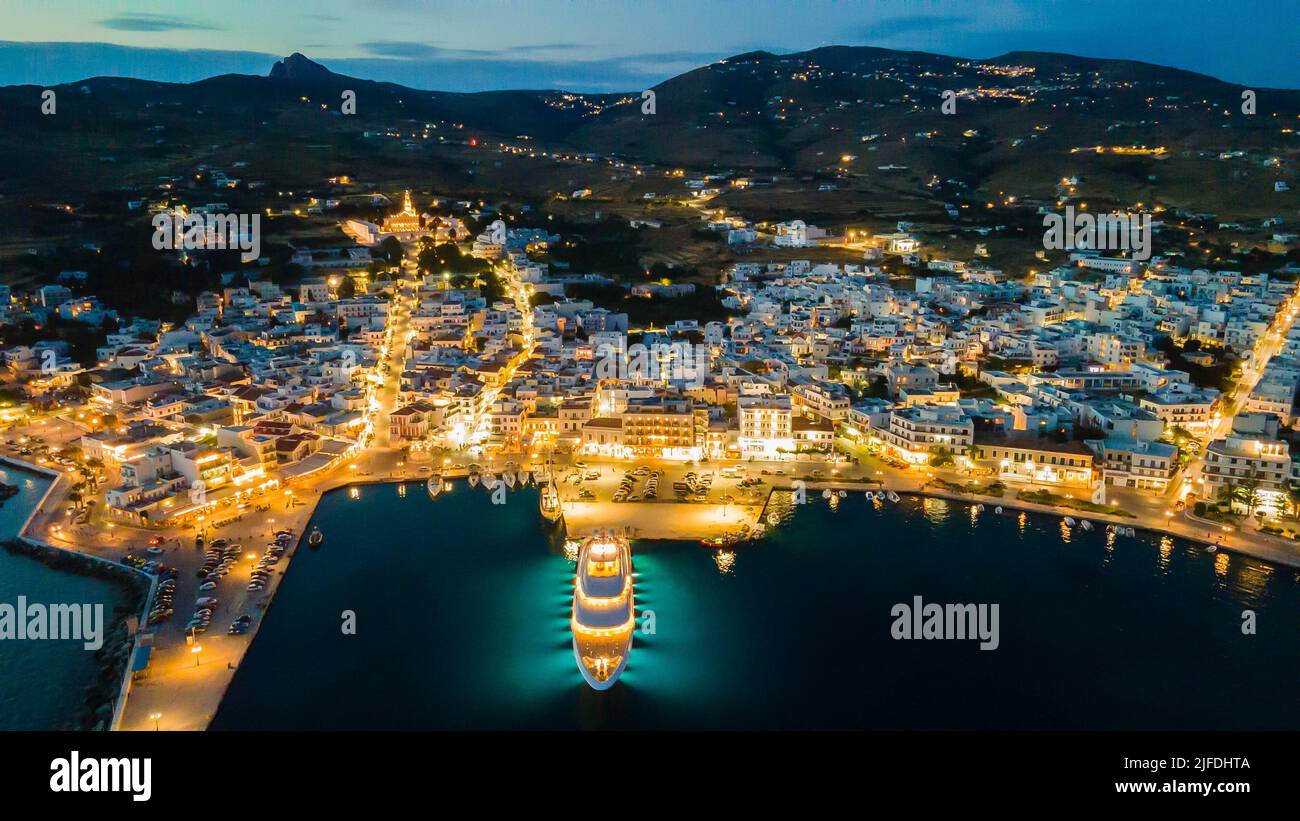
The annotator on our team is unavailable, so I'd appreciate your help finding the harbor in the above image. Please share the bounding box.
[210,479,1300,731]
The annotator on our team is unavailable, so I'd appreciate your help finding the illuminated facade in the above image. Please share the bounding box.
[379,190,422,240]
[1202,434,1290,511]
[877,405,974,464]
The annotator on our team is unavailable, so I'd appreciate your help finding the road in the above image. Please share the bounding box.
[1174,292,1300,502]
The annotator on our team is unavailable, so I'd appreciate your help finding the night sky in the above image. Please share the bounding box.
[0,0,1295,91]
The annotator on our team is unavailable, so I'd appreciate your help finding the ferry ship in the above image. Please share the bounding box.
[571,532,635,690]
[539,479,563,524]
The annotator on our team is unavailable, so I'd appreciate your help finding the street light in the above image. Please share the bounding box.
[191,645,203,666]
[149,711,161,731]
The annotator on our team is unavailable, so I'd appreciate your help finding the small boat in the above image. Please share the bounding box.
[468,473,480,488]
[973,504,984,513]
[837,490,846,498]
[307,527,324,548]
[886,490,900,503]
[821,488,832,499]
[426,476,443,499]
[504,472,516,489]
[766,512,780,526]
[517,470,529,486]
[1080,520,1093,531]
[539,480,563,524]
[994,506,1003,515]
[1206,544,1218,554]
[1063,517,1076,528]
[864,491,875,501]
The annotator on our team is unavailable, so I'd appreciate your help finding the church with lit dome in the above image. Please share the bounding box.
[380,190,423,239]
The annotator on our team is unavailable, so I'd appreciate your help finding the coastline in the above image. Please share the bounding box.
[2,457,155,731]
[1,538,151,730]
[792,478,1300,571]
[48,458,1300,731]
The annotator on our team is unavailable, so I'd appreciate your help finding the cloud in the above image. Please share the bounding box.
[97,14,220,32]
[847,14,975,42]
[359,41,444,60]
[359,40,602,61]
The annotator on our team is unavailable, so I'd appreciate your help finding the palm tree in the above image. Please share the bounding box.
[1226,470,1266,516]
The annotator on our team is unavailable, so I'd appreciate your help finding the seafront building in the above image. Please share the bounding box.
[4,180,1300,530]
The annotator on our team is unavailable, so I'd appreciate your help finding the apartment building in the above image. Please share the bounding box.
[738,394,794,459]
[876,405,974,464]
[1202,434,1291,502]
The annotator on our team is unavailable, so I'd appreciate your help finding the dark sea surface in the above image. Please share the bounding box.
[0,464,127,730]
[212,483,1300,730]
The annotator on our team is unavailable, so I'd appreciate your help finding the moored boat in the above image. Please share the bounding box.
[539,480,563,524]
[307,526,324,548]
[571,532,635,690]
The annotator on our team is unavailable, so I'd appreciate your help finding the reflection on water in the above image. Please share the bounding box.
[1213,551,1231,579]
[1157,535,1174,571]
[764,490,799,525]
[921,496,949,524]
[713,550,736,575]
[562,538,581,562]
[1230,560,1272,606]
[215,485,1300,731]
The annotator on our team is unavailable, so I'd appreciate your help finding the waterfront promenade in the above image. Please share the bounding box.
[11,431,1300,732]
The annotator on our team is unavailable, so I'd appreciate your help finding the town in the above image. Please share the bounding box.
[6,181,1300,546]
[0,40,1297,737]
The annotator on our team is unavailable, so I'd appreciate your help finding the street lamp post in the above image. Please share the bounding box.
[149,711,161,731]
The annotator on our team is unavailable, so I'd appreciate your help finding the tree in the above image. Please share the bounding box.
[1239,471,1264,516]
[418,242,488,277]
[378,236,404,265]
[929,446,955,468]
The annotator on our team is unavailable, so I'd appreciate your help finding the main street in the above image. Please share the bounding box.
[1173,291,1300,503]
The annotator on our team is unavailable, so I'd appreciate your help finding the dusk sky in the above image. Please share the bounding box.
[0,0,1296,91]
